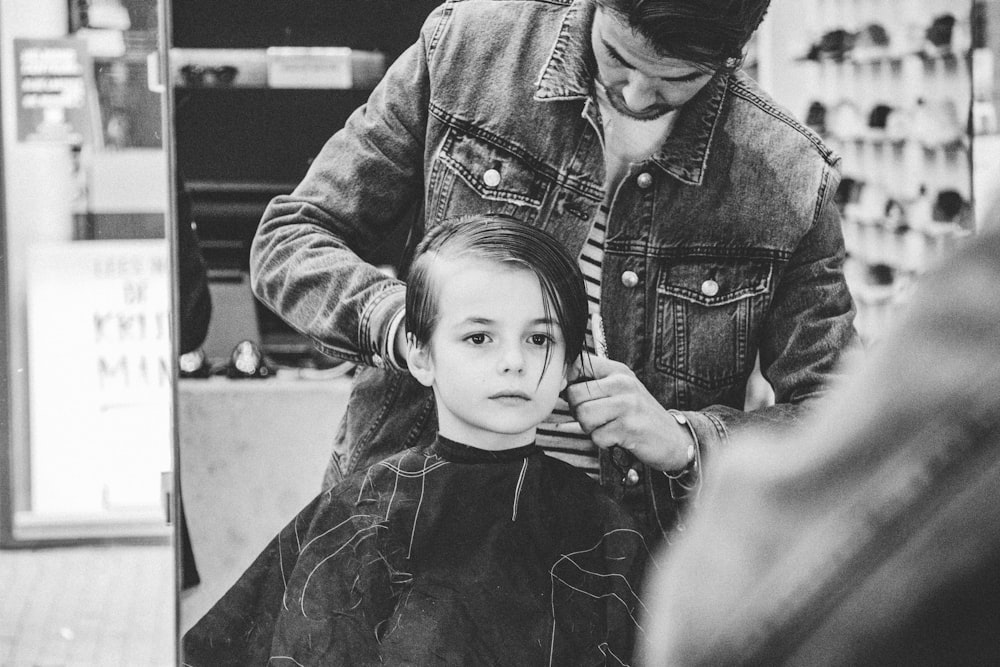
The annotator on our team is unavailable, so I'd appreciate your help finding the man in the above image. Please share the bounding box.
[250,0,857,539]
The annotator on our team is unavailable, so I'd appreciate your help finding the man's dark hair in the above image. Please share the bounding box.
[595,0,772,69]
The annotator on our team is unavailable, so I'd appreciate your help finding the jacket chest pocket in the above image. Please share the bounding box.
[654,257,773,391]
[427,129,549,226]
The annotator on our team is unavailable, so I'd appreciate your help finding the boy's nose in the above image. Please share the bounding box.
[499,344,526,375]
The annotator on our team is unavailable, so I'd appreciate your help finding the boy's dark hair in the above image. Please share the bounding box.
[405,215,588,366]
[595,0,772,69]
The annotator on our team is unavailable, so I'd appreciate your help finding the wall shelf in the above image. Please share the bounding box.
[771,0,979,345]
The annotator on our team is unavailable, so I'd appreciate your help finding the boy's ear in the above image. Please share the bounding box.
[405,332,435,388]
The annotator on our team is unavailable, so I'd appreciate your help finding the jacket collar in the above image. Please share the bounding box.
[534,0,595,101]
[533,0,730,186]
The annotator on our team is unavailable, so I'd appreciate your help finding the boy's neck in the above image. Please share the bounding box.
[435,427,537,451]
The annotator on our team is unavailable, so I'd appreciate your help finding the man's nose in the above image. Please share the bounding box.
[621,72,659,111]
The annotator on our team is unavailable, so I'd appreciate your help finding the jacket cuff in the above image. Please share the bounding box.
[358,283,406,371]
[684,410,728,465]
[383,307,408,371]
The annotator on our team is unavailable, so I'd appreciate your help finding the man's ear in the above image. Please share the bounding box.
[406,332,434,387]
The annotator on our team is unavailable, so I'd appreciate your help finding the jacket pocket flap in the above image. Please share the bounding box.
[657,258,773,306]
[438,131,546,208]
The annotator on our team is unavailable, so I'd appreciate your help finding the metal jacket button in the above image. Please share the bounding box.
[624,467,641,486]
[483,169,501,187]
[621,270,639,287]
[701,279,720,297]
[637,172,653,189]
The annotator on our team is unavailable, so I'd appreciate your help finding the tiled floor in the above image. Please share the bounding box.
[0,544,174,666]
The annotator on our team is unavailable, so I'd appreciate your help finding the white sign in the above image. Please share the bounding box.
[15,37,95,145]
[27,240,171,515]
[266,46,353,88]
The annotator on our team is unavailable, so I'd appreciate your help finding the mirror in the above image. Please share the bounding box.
[167,0,443,634]
[0,0,173,663]
[169,0,997,650]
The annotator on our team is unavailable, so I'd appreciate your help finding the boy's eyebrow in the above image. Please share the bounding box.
[455,316,559,326]
[602,39,707,82]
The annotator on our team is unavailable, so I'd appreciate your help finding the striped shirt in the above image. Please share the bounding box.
[538,84,677,477]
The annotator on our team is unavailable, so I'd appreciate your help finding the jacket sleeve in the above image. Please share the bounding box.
[249,8,445,369]
[684,158,860,455]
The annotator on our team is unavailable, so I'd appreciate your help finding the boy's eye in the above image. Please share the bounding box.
[466,333,488,345]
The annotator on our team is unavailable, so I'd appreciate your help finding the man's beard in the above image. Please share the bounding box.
[599,80,675,121]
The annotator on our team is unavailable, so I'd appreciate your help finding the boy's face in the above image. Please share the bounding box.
[407,258,569,450]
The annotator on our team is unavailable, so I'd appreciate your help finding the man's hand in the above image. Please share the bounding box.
[554,356,693,471]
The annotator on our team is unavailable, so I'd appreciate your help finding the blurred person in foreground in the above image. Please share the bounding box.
[639,221,1000,665]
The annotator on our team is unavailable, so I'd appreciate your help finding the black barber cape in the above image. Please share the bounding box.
[183,436,651,666]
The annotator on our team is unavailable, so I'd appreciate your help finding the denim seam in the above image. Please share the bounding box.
[402,395,438,449]
[435,165,456,226]
[425,1,455,56]
[605,243,791,262]
[812,165,836,231]
[311,340,363,364]
[694,81,727,184]
[427,157,455,226]
[346,372,406,474]
[729,79,839,167]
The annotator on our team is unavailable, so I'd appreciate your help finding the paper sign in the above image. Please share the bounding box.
[15,37,95,145]
[27,240,171,514]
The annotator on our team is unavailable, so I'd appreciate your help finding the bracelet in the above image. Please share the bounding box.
[664,410,696,475]
[664,410,702,501]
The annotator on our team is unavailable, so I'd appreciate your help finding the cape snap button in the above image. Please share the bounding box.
[637,172,653,189]
[621,270,639,287]
[483,169,501,187]
[624,467,641,486]
[701,279,720,297]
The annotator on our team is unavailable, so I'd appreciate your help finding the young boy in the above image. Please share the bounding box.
[183,217,651,666]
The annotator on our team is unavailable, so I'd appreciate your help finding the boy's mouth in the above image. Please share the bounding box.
[489,390,531,401]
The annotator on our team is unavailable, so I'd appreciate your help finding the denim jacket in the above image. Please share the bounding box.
[250,0,857,538]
